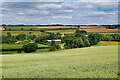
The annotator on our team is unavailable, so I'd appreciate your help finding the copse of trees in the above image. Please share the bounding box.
[35,32,62,43]
[63,30,90,49]
[22,43,38,53]
[2,33,17,44]
[75,29,87,35]
[16,34,26,40]
[2,33,37,44]
[88,33,99,45]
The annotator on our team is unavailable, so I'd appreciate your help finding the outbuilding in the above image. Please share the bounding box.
[47,39,62,44]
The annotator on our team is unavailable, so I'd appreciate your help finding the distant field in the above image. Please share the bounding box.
[80,28,119,33]
[3,26,77,31]
[2,45,118,78]
[47,29,76,34]
[2,31,41,35]
[36,26,77,28]
[96,41,120,46]
[2,43,49,50]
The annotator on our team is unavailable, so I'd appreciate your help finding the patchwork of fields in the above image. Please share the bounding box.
[2,45,118,78]
[80,28,119,33]
[1,25,119,78]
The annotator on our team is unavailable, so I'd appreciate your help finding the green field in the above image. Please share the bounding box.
[96,41,120,46]
[2,31,41,35]
[4,26,76,31]
[47,29,76,34]
[2,45,118,78]
[2,43,49,50]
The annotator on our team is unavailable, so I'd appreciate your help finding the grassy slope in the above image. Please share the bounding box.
[2,45,118,78]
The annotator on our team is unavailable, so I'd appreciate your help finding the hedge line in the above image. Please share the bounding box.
[2,47,50,51]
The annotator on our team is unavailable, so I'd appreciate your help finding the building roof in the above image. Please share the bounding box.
[47,39,61,42]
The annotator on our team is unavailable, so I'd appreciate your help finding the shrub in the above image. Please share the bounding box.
[50,46,57,51]
[21,28,23,30]
[29,32,32,34]
[40,29,45,32]
[30,29,32,31]
[17,49,22,53]
[8,28,11,31]
[22,43,38,53]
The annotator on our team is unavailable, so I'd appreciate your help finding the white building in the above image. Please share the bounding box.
[47,39,62,44]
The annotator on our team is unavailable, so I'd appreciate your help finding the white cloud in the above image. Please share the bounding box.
[3,0,63,2]
[37,4,62,10]
[93,11,117,15]
[52,16,72,19]
[2,2,118,25]
[18,12,24,15]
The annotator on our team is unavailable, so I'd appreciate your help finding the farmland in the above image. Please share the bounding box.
[2,31,42,36]
[80,28,119,33]
[1,25,119,78]
[2,45,118,78]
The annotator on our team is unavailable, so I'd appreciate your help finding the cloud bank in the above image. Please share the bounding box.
[2,2,118,25]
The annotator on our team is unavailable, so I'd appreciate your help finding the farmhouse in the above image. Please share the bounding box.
[47,39,62,44]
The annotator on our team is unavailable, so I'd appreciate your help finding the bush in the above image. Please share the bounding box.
[29,32,32,34]
[30,29,32,31]
[22,43,38,53]
[17,49,22,53]
[8,28,11,31]
[50,46,57,51]
[21,28,23,30]
[40,29,45,32]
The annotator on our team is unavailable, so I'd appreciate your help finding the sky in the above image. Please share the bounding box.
[1,0,119,25]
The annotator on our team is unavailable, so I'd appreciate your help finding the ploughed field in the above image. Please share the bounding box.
[80,28,119,33]
[2,45,118,78]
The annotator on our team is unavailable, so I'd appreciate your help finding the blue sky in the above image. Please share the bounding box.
[1,1,118,25]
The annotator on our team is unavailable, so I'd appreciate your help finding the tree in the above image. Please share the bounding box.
[7,32,11,37]
[16,34,26,40]
[40,29,45,32]
[75,38,84,48]
[21,28,23,30]
[29,32,32,34]
[75,29,87,35]
[88,33,98,45]
[77,26,80,29]
[50,40,61,51]
[82,37,90,47]
[30,29,32,31]
[35,35,48,43]
[22,43,38,53]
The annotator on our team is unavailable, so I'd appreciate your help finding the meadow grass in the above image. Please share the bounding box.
[2,45,118,78]
[2,44,23,50]
[95,41,120,46]
[2,43,49,50]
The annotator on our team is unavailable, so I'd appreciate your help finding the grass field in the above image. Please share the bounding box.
[4,26,77,31]
[47,29,76,34]
[2,45,118,78]
[2,43,49,50]
[96,41,120,46]
[2,31,41,35]
[80,28,119,33]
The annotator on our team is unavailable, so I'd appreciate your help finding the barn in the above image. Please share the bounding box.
[47,39,62,44]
